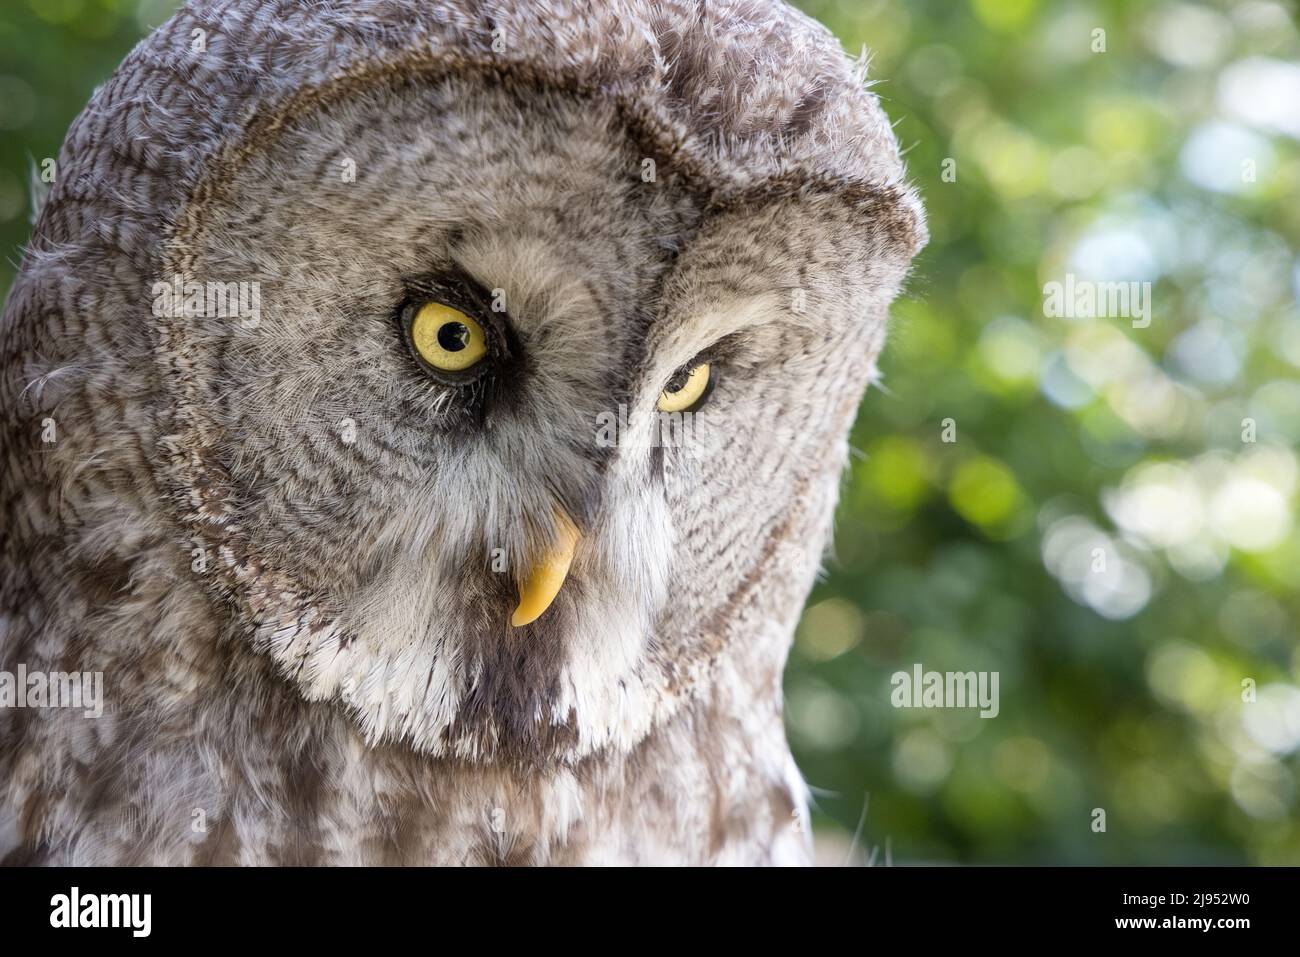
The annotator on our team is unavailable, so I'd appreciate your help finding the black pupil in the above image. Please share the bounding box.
[437,321,470,352]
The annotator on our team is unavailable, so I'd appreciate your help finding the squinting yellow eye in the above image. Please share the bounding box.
[657,362,712,413]
[410,302,488,372]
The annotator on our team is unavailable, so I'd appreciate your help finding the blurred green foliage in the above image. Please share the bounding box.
[1,0,1297,864]
[789,0,1300,864]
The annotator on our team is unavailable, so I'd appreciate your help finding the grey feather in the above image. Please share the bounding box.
[0,0,924,865]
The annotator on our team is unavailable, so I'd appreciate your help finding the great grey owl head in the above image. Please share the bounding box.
[3,0,925,770]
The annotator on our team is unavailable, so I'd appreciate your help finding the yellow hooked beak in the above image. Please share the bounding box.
[510,509,580,627]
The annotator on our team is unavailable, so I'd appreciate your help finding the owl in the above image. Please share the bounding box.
[0,0,924,865]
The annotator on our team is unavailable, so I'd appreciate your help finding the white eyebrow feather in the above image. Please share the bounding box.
[652,291,790,381]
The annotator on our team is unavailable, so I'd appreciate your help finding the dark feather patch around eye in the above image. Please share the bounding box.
[394,267,520,410]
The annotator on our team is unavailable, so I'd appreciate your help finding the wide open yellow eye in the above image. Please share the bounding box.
[410,302,488,372]
[657,362,712,413]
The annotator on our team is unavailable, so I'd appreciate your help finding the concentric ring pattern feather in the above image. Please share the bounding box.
[0,0,924,865]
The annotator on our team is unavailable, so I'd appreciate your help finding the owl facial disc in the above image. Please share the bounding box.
[511,509,581,627]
